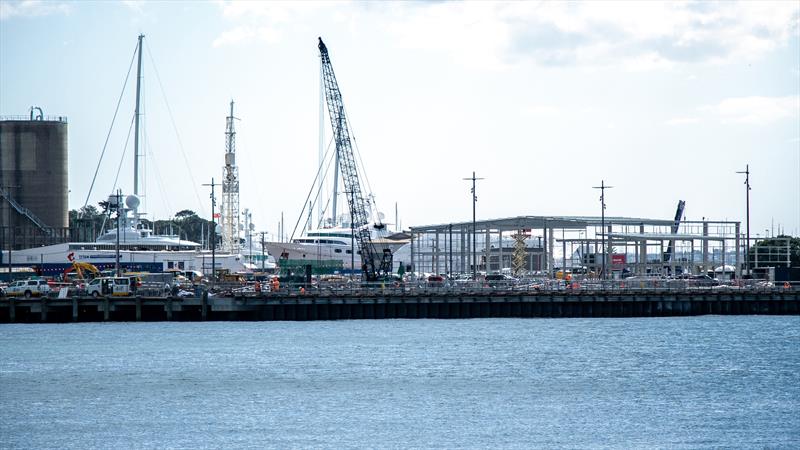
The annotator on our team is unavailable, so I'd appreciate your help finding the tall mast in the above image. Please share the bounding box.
[318,59,324,228]
[133,33,144,216]
[221,100,240,252]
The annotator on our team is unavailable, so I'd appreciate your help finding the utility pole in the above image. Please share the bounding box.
[463,172,484,280]
[736,165,751,276]
[115,190,122,276]
[260,231,266,272]
[592,180,613,280]
[203,179,217,284]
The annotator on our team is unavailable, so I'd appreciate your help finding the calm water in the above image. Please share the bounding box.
[1,317,798,449]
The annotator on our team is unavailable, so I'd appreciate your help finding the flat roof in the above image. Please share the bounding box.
[410,215,678,233]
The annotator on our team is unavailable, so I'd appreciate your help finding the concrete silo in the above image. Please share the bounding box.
[0,108,68,250]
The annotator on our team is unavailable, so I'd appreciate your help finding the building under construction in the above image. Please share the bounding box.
[0,109,70,252]
[408,213,747,279]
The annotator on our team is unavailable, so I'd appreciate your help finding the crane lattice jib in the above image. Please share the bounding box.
[318,37,390,281]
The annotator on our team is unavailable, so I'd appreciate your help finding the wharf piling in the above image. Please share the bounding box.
[0,290,797,323]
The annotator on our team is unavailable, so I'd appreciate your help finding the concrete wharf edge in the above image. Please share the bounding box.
[1,290,798,323]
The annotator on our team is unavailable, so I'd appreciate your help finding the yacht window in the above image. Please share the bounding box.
[346,250,352,254]
[334,249,342,253]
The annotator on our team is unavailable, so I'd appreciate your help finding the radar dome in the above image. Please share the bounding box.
[107,194,120,208]
[125,195,140,209]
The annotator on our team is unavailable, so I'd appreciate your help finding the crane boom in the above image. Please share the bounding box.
[318,37,392,281]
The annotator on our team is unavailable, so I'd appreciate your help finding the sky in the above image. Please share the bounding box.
[1,0,799,240]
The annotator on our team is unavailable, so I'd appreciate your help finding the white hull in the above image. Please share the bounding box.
[263,240,407,271]
[8,242,249,276]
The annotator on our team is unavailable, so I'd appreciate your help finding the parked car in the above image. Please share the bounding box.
[686,275,719,287]
[4,279,51,298]
[485,273,517,288]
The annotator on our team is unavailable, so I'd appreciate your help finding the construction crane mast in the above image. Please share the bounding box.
[318,37,392,281]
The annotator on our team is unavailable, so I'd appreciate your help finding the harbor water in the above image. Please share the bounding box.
[1,316,798,448]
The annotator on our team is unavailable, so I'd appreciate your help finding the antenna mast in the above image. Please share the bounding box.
[221,100,240,252]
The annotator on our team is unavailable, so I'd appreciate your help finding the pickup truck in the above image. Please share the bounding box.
[4,279,51,298]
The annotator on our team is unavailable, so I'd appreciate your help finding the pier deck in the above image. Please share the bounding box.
[1,290,797,322]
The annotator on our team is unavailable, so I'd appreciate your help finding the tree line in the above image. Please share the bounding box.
[69,206,219,247]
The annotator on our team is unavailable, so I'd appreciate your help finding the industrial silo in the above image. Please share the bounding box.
[0,108,68,249]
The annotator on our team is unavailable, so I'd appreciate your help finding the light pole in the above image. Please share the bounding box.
[203,179,218,284]
[592,180,613,280]
[260,231,266,272]
[736,165,750,276]
[115,190,122,276]
[463,171,484,279]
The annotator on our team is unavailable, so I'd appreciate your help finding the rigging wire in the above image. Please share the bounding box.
[289,135,335,241]
[144,41,206,217]
[99,113,136,235]
[144,136,174,216]
[83,42,138,213]
[313,137,338,228]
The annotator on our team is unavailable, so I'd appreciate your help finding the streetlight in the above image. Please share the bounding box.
[592,180,614,280]
[463,171,484,279]
[260,231,266,272]
[736,165,751,276]
[203,179,218,284]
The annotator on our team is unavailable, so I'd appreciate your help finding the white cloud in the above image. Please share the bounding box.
[0,0,70,20]
[706,96,800,125]
[670,96,800,126]
[121,0,144,13]
[665,117,702,126]
[521,105,561,118]
[212,25,281,48]
[213,1,334,48]
[385,1,800,71]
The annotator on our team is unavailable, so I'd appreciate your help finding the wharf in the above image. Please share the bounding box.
[0,290,798,323]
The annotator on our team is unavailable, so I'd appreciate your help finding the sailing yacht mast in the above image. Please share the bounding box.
[132,33,144,218]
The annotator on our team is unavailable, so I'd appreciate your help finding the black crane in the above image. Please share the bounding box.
[663,200,686,272]
[318,37,392,282]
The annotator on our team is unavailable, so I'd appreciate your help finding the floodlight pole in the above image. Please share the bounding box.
[203,179,217,284]
[115,189,122,277]
[463,172,484,280]
[736,165,750,276]
[592,180,613,280]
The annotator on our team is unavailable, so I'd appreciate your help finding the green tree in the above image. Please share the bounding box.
[748,235,799,267]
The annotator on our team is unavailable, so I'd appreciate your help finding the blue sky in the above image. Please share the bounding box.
[1,0,799,239]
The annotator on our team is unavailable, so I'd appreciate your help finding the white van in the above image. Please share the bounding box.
[86,277,133,297]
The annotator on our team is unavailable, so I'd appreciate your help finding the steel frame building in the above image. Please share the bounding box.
[409,215,742,279]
